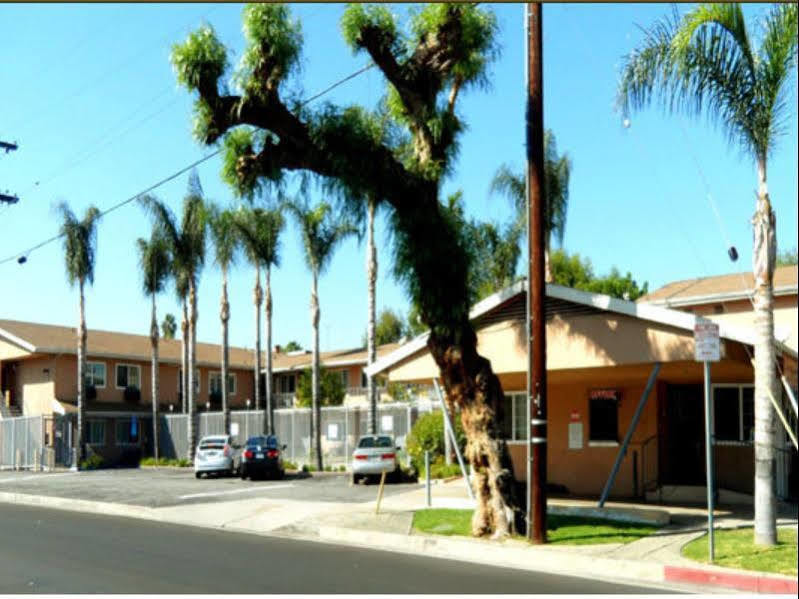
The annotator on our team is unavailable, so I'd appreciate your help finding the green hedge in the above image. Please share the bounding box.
[406,410,466,473]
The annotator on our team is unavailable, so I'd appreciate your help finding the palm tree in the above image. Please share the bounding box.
[136,231,171,463]
[234,206,285,435]
[208,205,239,435]
[161,313,177,339]
[489,130,572,281]
[286,199,357,470]
[56,202,101,464]
[140,171,207,463]
[617,2,797,546]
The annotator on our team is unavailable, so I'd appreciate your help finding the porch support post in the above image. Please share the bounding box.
[598,362,661,508]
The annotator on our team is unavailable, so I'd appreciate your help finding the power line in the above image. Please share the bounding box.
[0,62,375,267]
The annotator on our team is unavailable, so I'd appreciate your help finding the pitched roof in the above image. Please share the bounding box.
[0,318,403,372]
[364,280,798,376]
[0,318,257,369]
[638,265,798,307]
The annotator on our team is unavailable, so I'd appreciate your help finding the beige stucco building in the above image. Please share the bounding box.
[366,277,798,501]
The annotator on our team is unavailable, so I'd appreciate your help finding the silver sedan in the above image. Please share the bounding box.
[351,434,399,484]
[194,435,241,478]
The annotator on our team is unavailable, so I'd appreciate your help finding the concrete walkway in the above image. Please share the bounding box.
[1,474,796,594]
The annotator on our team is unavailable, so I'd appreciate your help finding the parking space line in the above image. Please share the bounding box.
[178,484,294,500]
[0,472,78,484]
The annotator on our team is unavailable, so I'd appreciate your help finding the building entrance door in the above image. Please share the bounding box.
[660,384,706,485]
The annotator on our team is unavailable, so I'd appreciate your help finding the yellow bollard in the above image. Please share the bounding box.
[375,470,387,515]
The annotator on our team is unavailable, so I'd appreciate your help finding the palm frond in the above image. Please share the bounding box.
[207,204,240,271]
[57,202,101,286]
[136,232,171,296]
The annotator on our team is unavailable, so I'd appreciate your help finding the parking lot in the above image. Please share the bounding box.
[0,468,418,508]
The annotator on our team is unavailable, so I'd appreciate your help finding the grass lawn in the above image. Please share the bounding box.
[682,527,797,577]
[412,509,659,545]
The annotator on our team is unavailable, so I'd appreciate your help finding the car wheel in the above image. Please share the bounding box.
[277,469,285,480]
[351,473,360,485]
[240,468,248,480]
[195,472,202,479]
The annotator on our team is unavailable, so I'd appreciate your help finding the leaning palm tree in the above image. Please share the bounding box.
[617,3,797,546]
[234,206,285,435]
[136,231,171,464]
[489,130,572,281]
[286,199,357,470]
[208,205,239,435]
[140,171,207,463]
[56,202,101,465]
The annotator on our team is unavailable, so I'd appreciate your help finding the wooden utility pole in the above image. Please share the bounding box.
[526,2,547,544]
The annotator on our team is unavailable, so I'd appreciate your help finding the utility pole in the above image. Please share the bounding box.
[1,139,20,205]
[526,2,547,544]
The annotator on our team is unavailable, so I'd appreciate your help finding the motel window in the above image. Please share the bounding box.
[278,374,295,394]
[209,372,236,395]
[115,364,141,390]
[115,418,140,445]
[501,393,527,442]
[589,390,619,443]
[87,420,106,445]
[86,362,106,388]
[178,369,201,394]
[338,370,350,388]
[713,385,754,443]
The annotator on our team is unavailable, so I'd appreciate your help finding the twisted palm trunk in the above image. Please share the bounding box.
[181,301,188,413]
[77,279,87,464]
[150,293,160,463]
[265,265,274,435]
[753,163,778,546]
[311,271,322,470]
[187,279,198,463]
[366,199,378,435]
[220,270,230,435]
[253,265,263,415]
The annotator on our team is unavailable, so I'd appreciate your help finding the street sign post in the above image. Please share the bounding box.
[694,321,720,562]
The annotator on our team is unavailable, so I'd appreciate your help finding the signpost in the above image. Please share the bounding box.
[695,321,720,562]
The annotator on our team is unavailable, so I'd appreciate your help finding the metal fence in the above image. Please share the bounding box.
[0,416,44,470]
[156,402,433,465]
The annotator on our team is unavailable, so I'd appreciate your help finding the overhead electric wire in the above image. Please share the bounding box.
[0,61,375,268]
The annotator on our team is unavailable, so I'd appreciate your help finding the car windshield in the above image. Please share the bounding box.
[246,436,278,448]
[358,436,393,448]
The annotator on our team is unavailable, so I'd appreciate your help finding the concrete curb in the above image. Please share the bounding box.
[664,565,797,594]
[0,491,164,523]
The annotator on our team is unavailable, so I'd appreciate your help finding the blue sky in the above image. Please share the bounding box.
[1,3,796,353]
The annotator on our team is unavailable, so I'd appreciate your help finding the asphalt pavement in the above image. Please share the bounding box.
[0,503,673,594]
[0,468,411,507]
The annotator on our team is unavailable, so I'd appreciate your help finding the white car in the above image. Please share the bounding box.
[194,435,240,478]
[351,435,400,484]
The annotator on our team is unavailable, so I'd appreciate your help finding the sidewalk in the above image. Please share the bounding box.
[2,475,796,594]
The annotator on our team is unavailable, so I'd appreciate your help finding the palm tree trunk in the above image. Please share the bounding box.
[366,199,378,435]
[253,265,263,415]
[265,265,274,435]
[150,292,160,463]
[181,301,188,413]
[221,270,230,436]
[187,278,198,463]
[752,162,778,546]
[311,270,322,470]
[77,278,87,464]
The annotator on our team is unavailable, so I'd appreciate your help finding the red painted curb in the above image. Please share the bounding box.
[664,565,798,594]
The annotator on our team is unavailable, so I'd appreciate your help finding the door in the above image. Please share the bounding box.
[660,384,705,485]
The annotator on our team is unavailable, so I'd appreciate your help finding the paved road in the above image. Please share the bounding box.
[0,503,672,594]
[0,469,413,507]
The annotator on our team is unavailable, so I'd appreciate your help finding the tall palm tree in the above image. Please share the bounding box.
[175,272,190,414]
[136,231,171,463]
[234,206,285,435]
[161,313,177,340]
[489,130,572,281]
[617,2,797,546]
[208,205,239,435]
[366,197,378,435]
[140,171,207,463]
[56,202,101,464]
[286,199,357,470]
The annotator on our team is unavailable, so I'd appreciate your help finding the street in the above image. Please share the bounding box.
[0,503,671,594]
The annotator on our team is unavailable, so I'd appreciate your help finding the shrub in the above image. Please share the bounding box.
[80,454,105,470]
[283,460,298,471]
[406,410,466,473]
[140,456,192,467]
[295,366,345,407]
[123,386,141,403]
